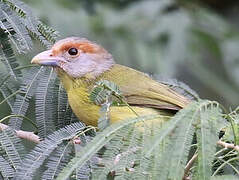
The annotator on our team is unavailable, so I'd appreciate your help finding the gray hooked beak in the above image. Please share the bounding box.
[31,50,65,66]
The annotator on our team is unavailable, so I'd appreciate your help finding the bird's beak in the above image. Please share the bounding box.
[31,50,64,67]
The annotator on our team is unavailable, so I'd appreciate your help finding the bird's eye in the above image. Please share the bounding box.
[68,48,78,56]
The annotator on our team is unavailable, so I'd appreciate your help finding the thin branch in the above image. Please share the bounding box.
[183,140,239,180]
[0,123,40,143]
[183,153,198,180]
[217,140,239,152]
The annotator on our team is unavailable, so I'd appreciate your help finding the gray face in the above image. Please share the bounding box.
[31,37,115,78]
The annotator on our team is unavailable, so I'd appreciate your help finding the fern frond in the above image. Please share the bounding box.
[0,30,20,79]
[65,107,80,126]
[91,124,136,179]
[52,78,62,128]
[135,101,198,179]
[0,155,15,179]
[227,107,239,144]
[133,118,166,179]
[76,157,95,180]
[113,117,166,179]
[0,87,13,110]
[145,101,198,157]
[229,107,239,123]
[0,76,17,110]
[56,114,165,180]
[37,22,58,44]
[53,80,79,129]
[1,0,26,18]
[0,89,22,108]
[35,67,57,138]
[76,160,92,180]
[196,101,225,179]
[1,0,58,48]
[221,107,239,143]
[91,115,168,179]
[15,122,85,179]
[0,127,25,170]
[75,135,97,180]
[9,67,44,129]
[0,2,32,52]
[158,101,199,180]
[112,129,143,179]
[42,141,74,180]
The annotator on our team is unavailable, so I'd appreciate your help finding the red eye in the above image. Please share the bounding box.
[68,48,78,56]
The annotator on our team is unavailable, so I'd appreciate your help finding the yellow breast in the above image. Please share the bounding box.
[58,69,172,127]
[67,86,101,126]
[67,86,170,127]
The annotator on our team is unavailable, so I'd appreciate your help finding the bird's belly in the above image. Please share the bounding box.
[67,87,171,127]
[109,106,171,130]
[110,106,159,123]
[67,88,101,126]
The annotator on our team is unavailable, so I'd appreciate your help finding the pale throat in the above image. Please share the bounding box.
[61,53,115,79]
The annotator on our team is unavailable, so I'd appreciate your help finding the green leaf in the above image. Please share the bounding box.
[0,2,32,52]
[0,30,20,79]
[196,101,224,180]
[9,67,44,129]
[162,104,197,179]
[0,127,25,170]
[15,122,85,179]
[42,141,74,180]
[145,101,199,157]
[35,67,56,138]
[0,155,15,179]
[56,114,164,180]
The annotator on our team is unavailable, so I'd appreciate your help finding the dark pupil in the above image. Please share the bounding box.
[68,48,78,56]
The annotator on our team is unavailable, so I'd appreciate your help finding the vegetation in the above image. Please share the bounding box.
[0,0,238,179]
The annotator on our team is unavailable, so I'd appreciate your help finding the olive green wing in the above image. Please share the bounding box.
[100,64,190,110]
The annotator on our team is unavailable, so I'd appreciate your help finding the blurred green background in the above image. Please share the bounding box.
[1,0,239,118]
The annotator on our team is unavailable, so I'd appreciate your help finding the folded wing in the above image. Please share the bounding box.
[100,64,191,110]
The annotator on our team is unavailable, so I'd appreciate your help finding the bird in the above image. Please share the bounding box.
[31,37,191,127]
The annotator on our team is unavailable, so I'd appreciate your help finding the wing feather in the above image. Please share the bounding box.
[100,64,190,110]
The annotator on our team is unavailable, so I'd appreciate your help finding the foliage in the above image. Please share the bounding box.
[0,0,238,180]
[28,0,239,108]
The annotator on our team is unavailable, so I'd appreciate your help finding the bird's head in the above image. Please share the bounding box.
[31,37,115,78]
